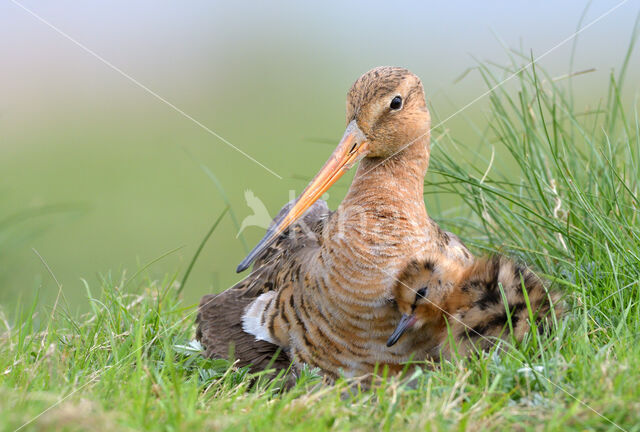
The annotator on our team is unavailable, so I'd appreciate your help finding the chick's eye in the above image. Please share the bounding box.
[416,287,427,298]
[390,96,403,110]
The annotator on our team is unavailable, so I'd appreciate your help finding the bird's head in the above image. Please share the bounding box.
[237,66,430,273]
[386,258,464,347]
[346,66,430,158]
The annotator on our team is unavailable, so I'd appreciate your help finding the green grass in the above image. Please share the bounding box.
[2,41,640,430]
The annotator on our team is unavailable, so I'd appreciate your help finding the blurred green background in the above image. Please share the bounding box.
[1,1,638,310]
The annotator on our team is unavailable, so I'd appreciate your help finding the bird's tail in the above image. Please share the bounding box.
[437,255,562,359]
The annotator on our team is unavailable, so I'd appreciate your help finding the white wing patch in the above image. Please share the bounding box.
[242,291,277,344]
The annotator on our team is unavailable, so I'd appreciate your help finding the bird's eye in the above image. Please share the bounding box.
[416,287,427,298]
[390,96,403,110]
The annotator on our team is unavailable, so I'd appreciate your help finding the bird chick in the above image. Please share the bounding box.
[387,256,561,360]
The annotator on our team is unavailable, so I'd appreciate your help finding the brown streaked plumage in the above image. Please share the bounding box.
[196,199,329,374]
[387,255,562,359]
[195,293,291,371]
[198,66,474,379]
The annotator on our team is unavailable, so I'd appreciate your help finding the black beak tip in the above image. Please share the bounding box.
[386,329,403,347]
[237,226,280,273]
[386,314,415,348]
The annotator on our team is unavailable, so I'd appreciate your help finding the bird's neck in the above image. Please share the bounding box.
[319,137,432,282]
[341,136,430,219]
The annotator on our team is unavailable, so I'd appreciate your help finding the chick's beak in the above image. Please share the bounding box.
[386,314,417,347]
[237,120,369,273]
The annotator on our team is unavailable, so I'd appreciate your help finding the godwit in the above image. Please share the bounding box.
[198,66,474,378]
[386,255,561,359]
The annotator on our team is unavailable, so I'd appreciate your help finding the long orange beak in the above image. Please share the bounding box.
[236,120,369,273]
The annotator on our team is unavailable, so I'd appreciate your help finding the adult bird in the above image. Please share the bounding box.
[197,66,473,379]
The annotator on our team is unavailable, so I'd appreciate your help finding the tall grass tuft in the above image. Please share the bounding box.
[430,41,640,332]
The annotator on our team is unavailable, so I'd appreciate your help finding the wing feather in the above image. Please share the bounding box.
[195,200,331,372]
